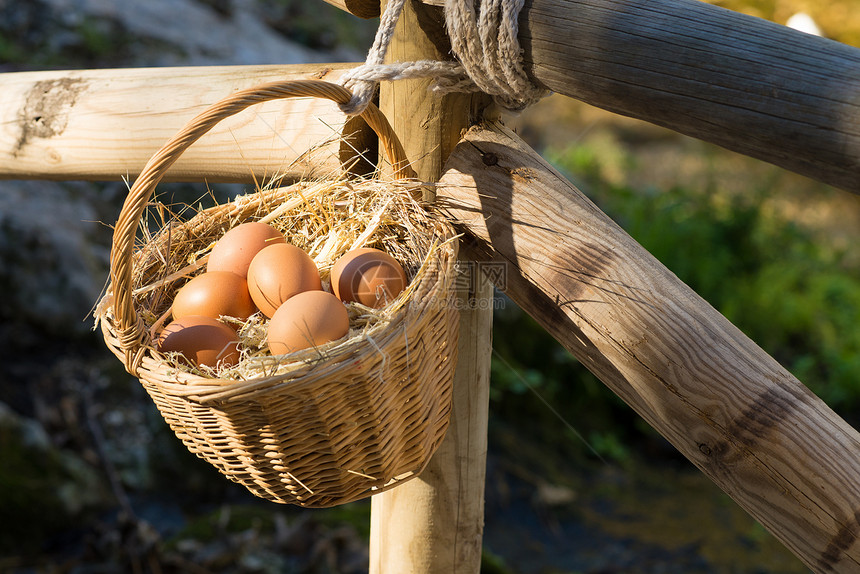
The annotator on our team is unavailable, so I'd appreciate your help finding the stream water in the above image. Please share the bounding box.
[481,423,810,574]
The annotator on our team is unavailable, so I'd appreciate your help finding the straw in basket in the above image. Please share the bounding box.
[96,80,460,508]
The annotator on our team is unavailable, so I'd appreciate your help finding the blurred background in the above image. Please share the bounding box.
[2,0,859,572]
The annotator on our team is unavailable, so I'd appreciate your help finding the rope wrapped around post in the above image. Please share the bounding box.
[338,0,549,116]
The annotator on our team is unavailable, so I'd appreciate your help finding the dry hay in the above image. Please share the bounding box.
[106,173,457,382]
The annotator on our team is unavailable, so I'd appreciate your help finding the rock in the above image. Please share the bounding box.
[0,0,369,339]
[0,180,112,341]
[0,400,108,553]
[534,480,577,507]
[38,0,362,67]
[0,0,371,337]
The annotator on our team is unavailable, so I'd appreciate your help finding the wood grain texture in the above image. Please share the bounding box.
[379,0,486,192]
[436,121,860,573]
[368,1,492,573]
[320,0,380,18]
[516,0,860,192]
[368,274,493,573]
[0,64,374,183]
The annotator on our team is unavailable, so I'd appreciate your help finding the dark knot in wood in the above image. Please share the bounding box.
[481,152,498,166]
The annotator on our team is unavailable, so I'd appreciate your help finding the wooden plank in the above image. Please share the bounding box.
[368,1,492,573]
[516,0,860,192]
[436,121,860,573]
[0,64,375,183]
[321,0,380,18]
[369,273,493,573]
[413,0,860,191]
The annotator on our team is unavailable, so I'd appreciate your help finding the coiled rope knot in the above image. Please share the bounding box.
[338,0,548,116]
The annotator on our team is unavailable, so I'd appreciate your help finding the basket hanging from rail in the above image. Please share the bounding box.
[95,80,460,508]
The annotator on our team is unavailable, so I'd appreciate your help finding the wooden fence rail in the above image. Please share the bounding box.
[0,64,375,183]
[437,120,860,573]
[4,0,860,191]
[517,0,860,193]
[332,0,860,193]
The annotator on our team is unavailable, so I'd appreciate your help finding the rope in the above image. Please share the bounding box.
[338,0,548,116]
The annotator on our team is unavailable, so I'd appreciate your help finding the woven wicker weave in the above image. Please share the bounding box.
[97,80,459,507]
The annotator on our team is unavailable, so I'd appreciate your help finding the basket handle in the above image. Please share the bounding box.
[109,79,415,371]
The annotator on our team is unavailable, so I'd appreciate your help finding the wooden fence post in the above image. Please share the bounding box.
[368,0,493,572]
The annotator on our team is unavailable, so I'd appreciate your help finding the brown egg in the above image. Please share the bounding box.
[267,290,349,355]
[207,222,286,278]
[331,247,408,308]
[247,243,322,318]
[157,315,240,368]
[172,271,257,321]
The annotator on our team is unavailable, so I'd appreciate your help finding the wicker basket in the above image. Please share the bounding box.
[96,80,459,508]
